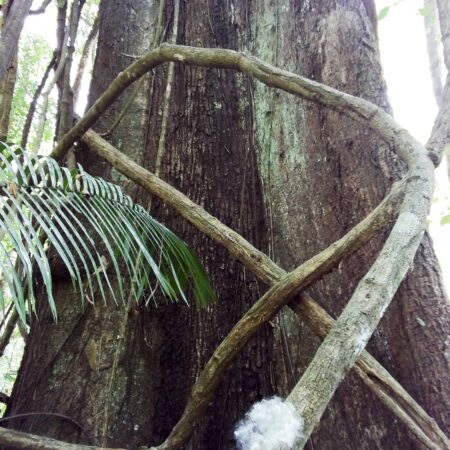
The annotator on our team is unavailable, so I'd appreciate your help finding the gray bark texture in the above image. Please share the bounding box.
[423,0,450,179]
[0,0,33,84]
[432,0,450,178]
[5,1,275,449]
[3,1,450,450]
[424,0,444,106]
[0,0,18,142]
[248,2,450,448]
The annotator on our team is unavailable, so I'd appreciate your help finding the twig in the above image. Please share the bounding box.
[0,308,18,357]
[0,427,115,450]
[0,412,94,445]
[29,0,52,15]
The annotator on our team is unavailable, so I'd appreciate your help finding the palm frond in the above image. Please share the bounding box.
[0,143,216,320]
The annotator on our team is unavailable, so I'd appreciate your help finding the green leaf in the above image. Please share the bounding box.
[418,5,432,17]
[0,144,216,320]
[440,214,450,225]
[377,6,390,21]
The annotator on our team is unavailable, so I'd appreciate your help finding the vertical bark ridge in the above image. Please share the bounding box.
[143,2,275,447]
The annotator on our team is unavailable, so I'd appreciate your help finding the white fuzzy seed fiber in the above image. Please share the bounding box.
[234,396,304,450]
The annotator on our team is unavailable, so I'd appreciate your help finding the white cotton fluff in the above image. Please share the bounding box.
[234,396,304,450]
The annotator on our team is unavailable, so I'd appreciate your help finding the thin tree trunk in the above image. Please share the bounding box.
[0,0,18,142]
[0,50,17,142]
[53,0,68,144]
[423,0,450,178]
[57,0,84,138]
[424,0,444,106]
[0,308,18,357]
[30,24,69,153]
[437,0,450,69]
[21,53,56,149]
[432,0,450,178]
[57,0,85,168]
[73,13,99,109]
[0,0,34,84]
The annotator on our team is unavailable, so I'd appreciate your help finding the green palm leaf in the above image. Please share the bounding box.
[0,143,216,320]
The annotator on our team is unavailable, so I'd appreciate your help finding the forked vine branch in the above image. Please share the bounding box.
[69,44,437,448]
[83,130,447,450]
[0,44,444,450]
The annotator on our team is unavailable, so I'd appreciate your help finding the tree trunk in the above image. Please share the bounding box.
[0,0,33,85]
[0,50,17,142]
[424,0,444,106]
[5,1,275,449]
[4,1,450,450]
[0,0,18,142]
[423,0,450,179]
[249,1,450,448]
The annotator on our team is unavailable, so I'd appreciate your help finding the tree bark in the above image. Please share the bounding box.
[5,1,275,449]
[4,1,450,450]
[5,1,163,448]
[0,0,18,142]
[249,1,450,448]
[0,50,17,142]
[0,0,33,85]
[73,13,99,109]
[424,0,444,106]
[423,0,450,178]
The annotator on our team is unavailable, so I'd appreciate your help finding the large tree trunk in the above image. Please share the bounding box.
[4,1,450,449]
[4,2,162,447]
[5,1,275,449]
[249,1,450,449]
